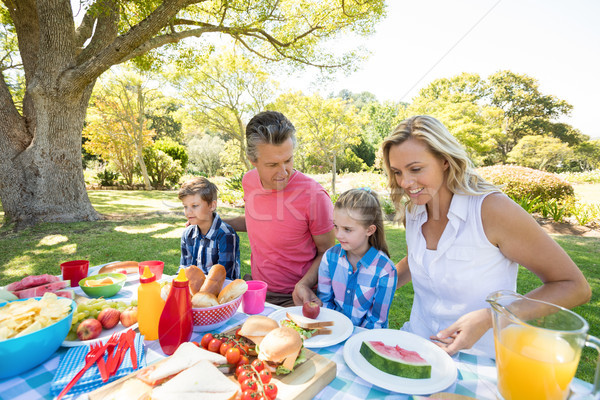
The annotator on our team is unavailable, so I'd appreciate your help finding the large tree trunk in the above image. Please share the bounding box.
[0,86,101,226]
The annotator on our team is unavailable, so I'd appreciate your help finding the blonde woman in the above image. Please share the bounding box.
[381,115,590,357]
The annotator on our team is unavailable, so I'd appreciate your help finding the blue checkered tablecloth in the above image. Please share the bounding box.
[0,270,596,400]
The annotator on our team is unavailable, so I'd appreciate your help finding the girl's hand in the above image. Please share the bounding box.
[430,308,492,355]
[292,282,322,307]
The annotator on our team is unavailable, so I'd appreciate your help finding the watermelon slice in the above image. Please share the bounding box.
[5,274,62,292]
[11,280,71,299]
[54,289,75,299]
[360,341,431,379]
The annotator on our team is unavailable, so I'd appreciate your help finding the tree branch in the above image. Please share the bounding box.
[74,3,98,48]
[70,0,197,88]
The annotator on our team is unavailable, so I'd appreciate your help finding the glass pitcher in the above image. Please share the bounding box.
[487,290,600,400]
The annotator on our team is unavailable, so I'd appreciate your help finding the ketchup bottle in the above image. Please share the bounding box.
[137,266,165,340]
[158,269,192,355]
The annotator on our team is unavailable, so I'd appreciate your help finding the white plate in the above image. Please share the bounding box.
[268,306,354,348]
[62,323,138,347]
[87,264,139,283]
[343,329,457,395]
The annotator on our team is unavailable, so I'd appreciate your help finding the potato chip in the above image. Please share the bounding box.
[0,292,72,341]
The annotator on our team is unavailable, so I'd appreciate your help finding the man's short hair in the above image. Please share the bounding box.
[246,111,297,162]
[178,177,218,203]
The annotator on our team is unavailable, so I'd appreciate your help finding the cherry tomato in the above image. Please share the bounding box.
[258,368,272,384]
[237,370,254,384]
[236,355,250,367]
[235,363,252,377]
[238,343,250,355]
[235,328,242,338]
[251,359,265,372]
[256,396,269,400]
[191,341,200,347]
[207,338,223,353]
[226,346,241,365]
[200,333,213,349]
[219,341,233,356]
[241,389,259,400]
[241,378,258,392]
[263,383,278,400]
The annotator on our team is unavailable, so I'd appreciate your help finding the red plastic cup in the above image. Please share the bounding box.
[60,260,90,287]
[138,260,164,280]
[242,280,268,314]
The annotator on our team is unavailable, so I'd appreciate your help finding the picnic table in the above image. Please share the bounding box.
[0,272,595,400]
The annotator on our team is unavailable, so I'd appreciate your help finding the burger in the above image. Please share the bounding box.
[257,327,305,375]
[238,315,279,354]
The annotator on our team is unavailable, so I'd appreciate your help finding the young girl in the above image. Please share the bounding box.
[318,188,397,329]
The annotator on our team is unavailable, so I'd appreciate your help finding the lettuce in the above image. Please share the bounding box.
[280,319,318,339]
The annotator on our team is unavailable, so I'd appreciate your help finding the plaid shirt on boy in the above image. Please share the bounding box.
[318,244,397,329]
[180,212,241,280]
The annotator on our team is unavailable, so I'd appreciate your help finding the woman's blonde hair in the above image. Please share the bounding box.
[381,115,497,218]
[335,188,390,258]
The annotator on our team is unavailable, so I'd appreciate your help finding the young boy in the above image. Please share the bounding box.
[178,177,241,280]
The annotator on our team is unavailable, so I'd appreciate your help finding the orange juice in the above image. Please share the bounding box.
[495,324,579,400]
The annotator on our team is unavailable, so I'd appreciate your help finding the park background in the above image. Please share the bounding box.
[1,0,599,385]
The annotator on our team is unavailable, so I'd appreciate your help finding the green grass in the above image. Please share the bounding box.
[0,190,599,384]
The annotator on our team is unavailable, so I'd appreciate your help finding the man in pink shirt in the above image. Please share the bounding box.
[227,111,335,307]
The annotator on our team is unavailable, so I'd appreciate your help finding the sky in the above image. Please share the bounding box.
[282,0,600,139]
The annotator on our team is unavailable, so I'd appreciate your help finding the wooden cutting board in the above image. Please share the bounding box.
[88,328,336,400]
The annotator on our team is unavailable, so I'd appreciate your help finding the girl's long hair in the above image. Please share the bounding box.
[335,188,390,258]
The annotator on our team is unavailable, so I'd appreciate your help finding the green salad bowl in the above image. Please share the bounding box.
[79,273,127,298]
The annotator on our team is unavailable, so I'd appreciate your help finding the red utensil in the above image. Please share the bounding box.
[94,342,109,382]
[56,344,103,400]
[126,329,138,370]
[105,333,127,376]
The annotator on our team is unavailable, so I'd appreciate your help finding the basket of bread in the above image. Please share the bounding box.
[162,264,248,332]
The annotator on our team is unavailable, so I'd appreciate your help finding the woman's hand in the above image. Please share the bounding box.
[292,282,322,307]
[430,308,492,355]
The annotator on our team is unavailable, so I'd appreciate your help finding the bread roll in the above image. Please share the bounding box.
[184,265,206,295]
[99,261,139,274]
[218,279,248,304]
[192,292,219,308]
[199,264,226,297]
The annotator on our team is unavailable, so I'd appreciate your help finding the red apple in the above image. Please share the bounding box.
[77,318,102,341]
[120,306,138,327]
[302,301,320,319]
[97,308,121,329]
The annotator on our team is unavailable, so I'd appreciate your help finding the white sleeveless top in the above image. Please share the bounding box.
[402,192,517,358]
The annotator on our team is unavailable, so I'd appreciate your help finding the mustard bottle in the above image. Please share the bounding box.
[137,265,165,340]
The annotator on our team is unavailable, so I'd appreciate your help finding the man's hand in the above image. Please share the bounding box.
[292,282,322,307]
[430,308,492,355]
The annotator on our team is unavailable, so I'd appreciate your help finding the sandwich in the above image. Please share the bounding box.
[257,326,306,375]
[151,359,239,400]
[238,315,279,353]
[137,342,226,386]
[280,312,334,340]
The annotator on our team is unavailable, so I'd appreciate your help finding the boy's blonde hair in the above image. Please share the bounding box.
[335,188,390,258]
[178,177,218,203]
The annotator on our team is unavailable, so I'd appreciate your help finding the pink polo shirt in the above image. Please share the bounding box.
[243,169,334,294]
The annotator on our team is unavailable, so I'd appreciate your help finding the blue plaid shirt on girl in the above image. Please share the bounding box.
[318,244,397,329]
[179,212,241,280]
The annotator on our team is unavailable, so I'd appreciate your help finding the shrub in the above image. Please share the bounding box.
[557,170,600,184]
[96,170,120,186]
[155,138,188,171]
[142,148,183,188]
[477,165,574,203]
[225,173,244,192]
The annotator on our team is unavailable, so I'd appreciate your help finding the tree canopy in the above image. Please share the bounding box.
[0,0,385,226]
